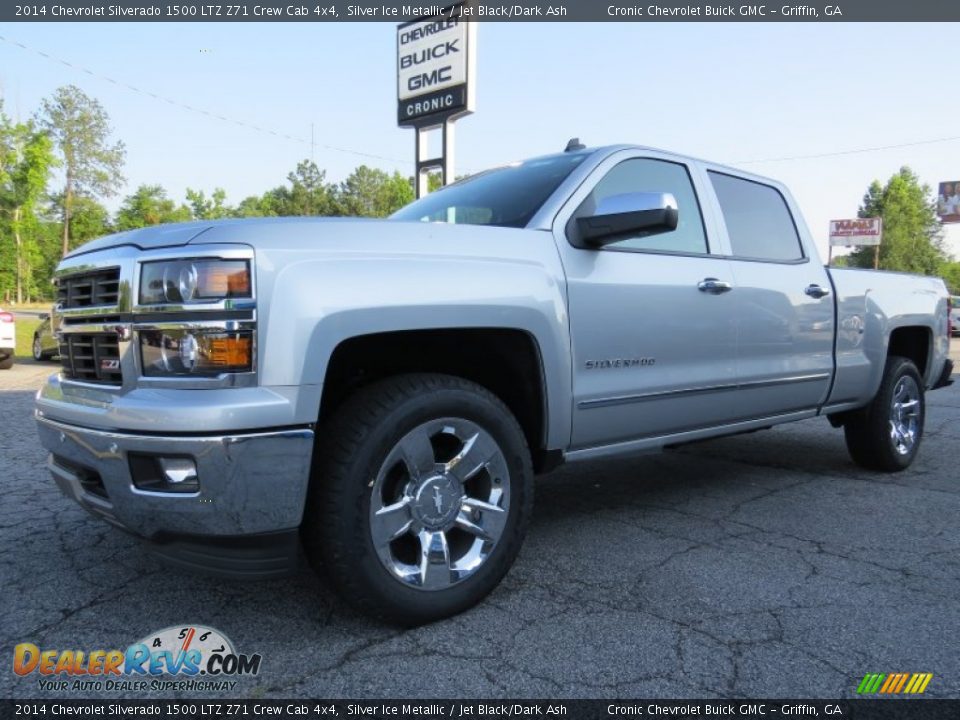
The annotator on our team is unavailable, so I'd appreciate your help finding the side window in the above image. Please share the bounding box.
[708,171,804,261]
[574,158,708,254]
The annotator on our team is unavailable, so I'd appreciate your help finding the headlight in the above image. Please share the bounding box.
[139,259,251,305]
[140,328,253,376]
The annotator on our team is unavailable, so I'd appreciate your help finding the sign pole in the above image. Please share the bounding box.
[874,245,880,270]
[415,127,428,198]
[397,6,475,197]
[413,120,458,199]
[443,119,455,187]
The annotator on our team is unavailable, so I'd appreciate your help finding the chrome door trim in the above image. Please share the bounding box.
[578,372,832,410]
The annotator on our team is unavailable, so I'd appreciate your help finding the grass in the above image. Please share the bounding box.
[14,318,41,360]
[7,301,54,311]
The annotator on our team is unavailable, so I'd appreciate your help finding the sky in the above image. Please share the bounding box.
[1,21,958,259]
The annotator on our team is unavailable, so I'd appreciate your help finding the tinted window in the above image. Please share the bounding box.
[573,158,707,253]
[391,152,588,229]
[709,172,803,261]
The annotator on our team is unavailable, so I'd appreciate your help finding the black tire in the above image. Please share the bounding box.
[302,373,534,625]
[0,356,12,370]
[844,356,925,472]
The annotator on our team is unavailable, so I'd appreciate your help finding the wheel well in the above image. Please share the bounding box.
[888,326,930,378]
[320,329,549,466]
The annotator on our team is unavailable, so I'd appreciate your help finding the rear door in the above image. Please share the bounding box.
[553,150,742,449]
[704,169,834,417]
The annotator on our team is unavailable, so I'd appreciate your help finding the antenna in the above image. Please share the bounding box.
[565,138,586,152]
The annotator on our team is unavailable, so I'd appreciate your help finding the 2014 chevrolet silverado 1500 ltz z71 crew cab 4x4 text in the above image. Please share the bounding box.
[36,143,954,624]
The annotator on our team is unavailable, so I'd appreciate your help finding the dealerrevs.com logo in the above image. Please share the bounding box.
[13,625,262,693]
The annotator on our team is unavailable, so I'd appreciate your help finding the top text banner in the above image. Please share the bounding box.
[6,0,960,22]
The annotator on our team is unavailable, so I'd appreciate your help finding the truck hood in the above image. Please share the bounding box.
[66,217,543,259]
[65,222,216,258]
[64,218,400,258]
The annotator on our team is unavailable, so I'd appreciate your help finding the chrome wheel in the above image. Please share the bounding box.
[889,375,920,456]
[369,418,510,591]
[33,336,42,361]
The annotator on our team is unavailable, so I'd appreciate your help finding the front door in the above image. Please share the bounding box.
[555,152,742,449]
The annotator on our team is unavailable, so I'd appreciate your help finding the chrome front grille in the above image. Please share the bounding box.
[59,333,122,385]
[57,268,121,309]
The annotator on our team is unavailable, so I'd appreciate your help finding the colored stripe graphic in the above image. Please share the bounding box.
[857,674,885,694]
[857,672,932,694]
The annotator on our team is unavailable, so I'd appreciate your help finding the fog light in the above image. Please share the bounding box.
[130,454,199,493]
[159,458,198,488]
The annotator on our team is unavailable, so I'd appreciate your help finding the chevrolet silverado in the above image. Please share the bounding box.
[35,143,954,623]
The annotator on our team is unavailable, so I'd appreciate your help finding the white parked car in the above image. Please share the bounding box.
[0,308,15,370]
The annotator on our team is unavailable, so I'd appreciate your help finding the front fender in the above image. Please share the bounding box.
[255,248,572,451]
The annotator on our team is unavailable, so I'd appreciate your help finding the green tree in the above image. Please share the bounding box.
[241,160,333,217]
[333,166,414,217]
[848,167,945,274]
[939,261,960,295]
[116,185,191,230]
[39,85,125,257]
[0,108,57,303]
[273,160,332,216]
[55,193,110,245]
[234,194,278,218]
[186,187,232,220]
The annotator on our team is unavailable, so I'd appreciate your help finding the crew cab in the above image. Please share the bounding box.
[35,143,954,624]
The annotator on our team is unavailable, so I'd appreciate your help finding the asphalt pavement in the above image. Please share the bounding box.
[1,357,959,700]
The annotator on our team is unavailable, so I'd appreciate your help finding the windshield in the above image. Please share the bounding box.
[391,151,590,228]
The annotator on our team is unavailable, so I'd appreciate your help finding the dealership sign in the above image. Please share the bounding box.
[397,7,475,126]
[829,217,882,247]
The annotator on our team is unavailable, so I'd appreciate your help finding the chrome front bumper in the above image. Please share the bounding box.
[35,414,314,540]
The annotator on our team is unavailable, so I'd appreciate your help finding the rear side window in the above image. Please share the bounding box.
[709,172,803,261]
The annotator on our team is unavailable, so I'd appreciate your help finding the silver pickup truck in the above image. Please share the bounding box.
[35,143,954,624]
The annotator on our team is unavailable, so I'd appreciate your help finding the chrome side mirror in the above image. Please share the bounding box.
[577,192,679,247]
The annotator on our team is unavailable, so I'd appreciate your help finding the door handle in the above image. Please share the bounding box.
[804,284,831,299]
[698,278,733,294]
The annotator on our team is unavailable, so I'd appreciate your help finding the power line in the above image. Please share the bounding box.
[737,135,960,164]
[0,34,413,168]
[7,33,958,173]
